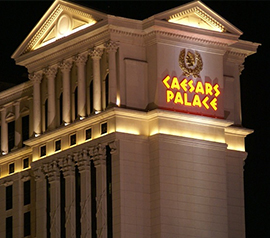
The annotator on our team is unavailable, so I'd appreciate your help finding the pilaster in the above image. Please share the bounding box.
[60,155,76,238]
[60,59,73,125]
[77,149,92,238]
[89,48,103,113]
[75,52,88,119]
[105,40,119,107]
[33,167,47,238]
[0,107,8,155]
[44,65,58,130]
[29,71,42,136]
[93,144,107,238]
[43,161,61,238]
[14,101,22,148]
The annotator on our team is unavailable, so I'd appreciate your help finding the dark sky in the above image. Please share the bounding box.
[0,1,269,237]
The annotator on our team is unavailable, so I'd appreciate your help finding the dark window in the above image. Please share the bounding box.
[9,163,14,174]
[74,87,78,120]
[6,216,12,238]
[24,211,31,237]
[90,81,93,114]
[101,122,107,135]
[23,158,29,169]
[45,99,48,131]
[85,128,92,140]
[8,121,15,152]
[59,93,63,125]
[22,115,29,143]
[40,145,46,157]
[6,185,12,210]
[105,74,109,108]
[70,134,76,146]
[55,140,61,152]
[60,171,65,238]
[24,180,31,206]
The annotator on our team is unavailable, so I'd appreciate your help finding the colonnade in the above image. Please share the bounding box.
[33,142,116,238]
[29,40,119,137]
[1,98,31,155]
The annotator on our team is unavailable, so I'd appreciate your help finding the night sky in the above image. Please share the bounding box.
[0,1,269,237]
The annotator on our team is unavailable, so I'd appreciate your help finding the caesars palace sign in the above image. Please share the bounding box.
[162,49,220,111]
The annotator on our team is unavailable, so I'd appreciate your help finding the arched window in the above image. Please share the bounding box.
[90,81,93,114]
[59,93,63,125]
[45,99,48,131]
[105,74,109,108]
[74,87,78,120]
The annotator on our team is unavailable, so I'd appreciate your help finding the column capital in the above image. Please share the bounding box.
[43,160,60,183]
[75,52,88,66]
[33,167,45,182]
[77,149,91,172]
[44,65,58,79]
[108,140,118,154]
[59,155,75,177]
[89,47,103,60]
[60,59,73,72]
[29,71,43,83]
[93,144,106,167]
[105,40,119,53]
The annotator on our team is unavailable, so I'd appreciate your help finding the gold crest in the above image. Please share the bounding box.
[179,49,203,78]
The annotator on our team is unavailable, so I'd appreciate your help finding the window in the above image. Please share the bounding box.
[23,158,29,169]
[90,81,93,114]
[40,145,46,157]
[8,121,15,152]
[24,180,31,206]
[85,128,92,140]
[74,87,78,120]
[6,185,12,210]
[105,74,109,108]
[101,122,107,135]
[45,99,48,131]
[24,212,31,237]
[59,93,63,125]
[6,216,12,238]
[55,140,61,152]
[9,163,14,174]
[22,115,29,143]
[70,134,76,146]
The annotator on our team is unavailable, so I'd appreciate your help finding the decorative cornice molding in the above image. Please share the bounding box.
[144,29,229,47]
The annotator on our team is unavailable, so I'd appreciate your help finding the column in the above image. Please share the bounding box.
[14,101,22,148]
[29,72,42,136]
[0,107,8,155]
[13,174,23,238]
[106,41,119,106]
[45,66,58,130]
[90,48,103,113]
[44,161,61,238]
[33,167,47,238]
[77,149,92,238]
[60,155,76,238]
[93,144,107,238]
[60,59,73,125]
[75,52,88,119]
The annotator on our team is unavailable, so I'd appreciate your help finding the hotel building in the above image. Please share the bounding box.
[0,1,259,237]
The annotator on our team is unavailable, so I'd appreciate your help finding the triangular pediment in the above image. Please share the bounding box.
[153,1,242,35]
[12,0,107,58]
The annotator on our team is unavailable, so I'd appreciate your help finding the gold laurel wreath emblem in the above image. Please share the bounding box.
[179,49,203,78]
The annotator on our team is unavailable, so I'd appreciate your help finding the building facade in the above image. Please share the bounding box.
[0,1,259,238]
